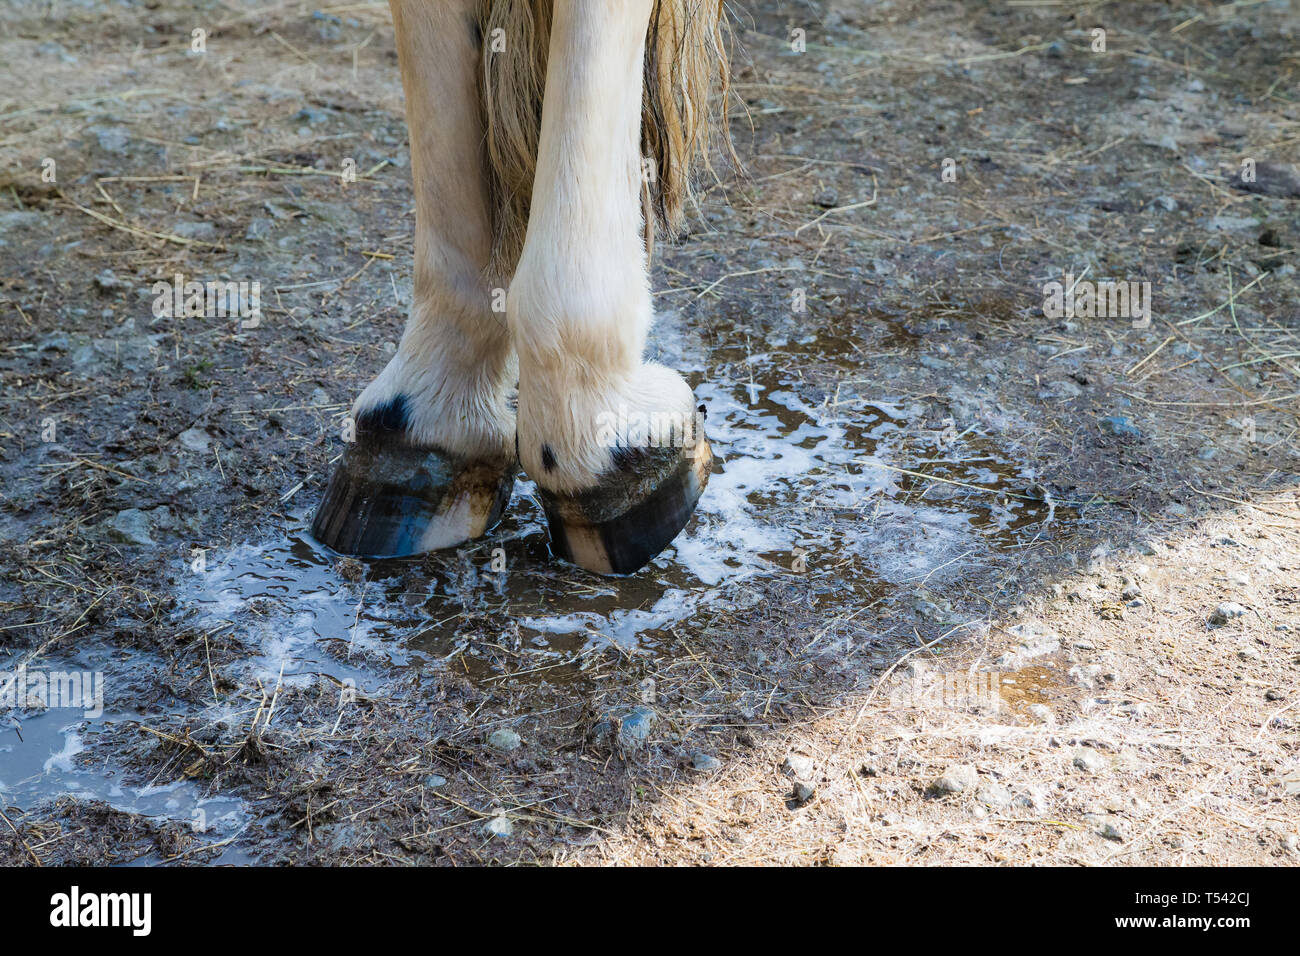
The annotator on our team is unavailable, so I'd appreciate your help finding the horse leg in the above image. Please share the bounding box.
[507,0,712,575]
[312,0,517,557]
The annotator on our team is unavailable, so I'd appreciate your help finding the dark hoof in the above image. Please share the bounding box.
[311,437,514,559]
[539,437,713,576]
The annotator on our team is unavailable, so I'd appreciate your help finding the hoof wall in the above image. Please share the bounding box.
[311,438,514,559]
[540,438,713,576]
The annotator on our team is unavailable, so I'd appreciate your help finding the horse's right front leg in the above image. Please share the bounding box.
[312,0,517,558]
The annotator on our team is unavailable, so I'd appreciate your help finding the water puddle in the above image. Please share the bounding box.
[175,310,1070,687]
[0,646,250,860]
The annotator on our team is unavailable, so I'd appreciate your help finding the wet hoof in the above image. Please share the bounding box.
[539,437,712,576]
[311,436,514,559]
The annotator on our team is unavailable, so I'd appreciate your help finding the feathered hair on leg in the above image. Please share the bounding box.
[477,0,733,273]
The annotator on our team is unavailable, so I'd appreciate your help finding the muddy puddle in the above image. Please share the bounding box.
[179,309,1069,685]
[0,645,251,862]
[5,309,1071,825]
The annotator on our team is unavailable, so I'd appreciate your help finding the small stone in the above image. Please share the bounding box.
[1266,689,1285,701]
[177,427,211,452]
[1238,647,1261,661]
[1072,747,1107,774]
[483,814,513,838]
[1099,415,1141,438]
[1013,789,1046,811]
[423,775,447,788]
[1120,585,1142,601]
[94,269,124,292]
[36,332,71,353]
[975,783,1013,809]
[91,125,129,153]
[792,781,816,804]
[487,728,521,752]
[1027,703,1054,725]
[106,508,155,546]
[617,706,658,749]
[172,220,218,241]
[689,751,721,772]
[782,753,815,780]
[245,217,274,241]
[1097,820,1126,842]
[813,187,838,208]
[929,764,979,795]
[1210,602,1248,626]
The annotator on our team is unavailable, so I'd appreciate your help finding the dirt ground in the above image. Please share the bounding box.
[1,0,1298,866]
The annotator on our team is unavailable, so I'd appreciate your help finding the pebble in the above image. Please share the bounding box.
[1210,602,1248,626]
[94,269,124,292]
[1072,747,1107,773]
[792,781,816,804]
[617,706,657,749]
[1013,788,1046,811]
[1099,415,1142,438]
[813,187,839,208]
[178,427,211,452]
[487,728,521,752]
[423,775,446,788]
[172,220,218,241]
[975,783,1013,809]
[90,125,129,153]
[928,764,979,795]
[689,751,721,772]
[106,508,156,546]
[782,753,815,780]
[1096,820,1126,842]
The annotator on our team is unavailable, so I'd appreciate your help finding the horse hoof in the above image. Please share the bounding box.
[311,437,514,559]
[538,437,713,576]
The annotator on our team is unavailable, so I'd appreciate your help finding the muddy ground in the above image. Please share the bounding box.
[1,0,1298,866]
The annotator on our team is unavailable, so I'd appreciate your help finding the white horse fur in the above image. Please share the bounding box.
[312,0,729,575]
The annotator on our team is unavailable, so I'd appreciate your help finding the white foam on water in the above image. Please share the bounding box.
[41,727,83,773]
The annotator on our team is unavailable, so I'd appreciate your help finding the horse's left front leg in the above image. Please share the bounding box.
[508,0,712,575]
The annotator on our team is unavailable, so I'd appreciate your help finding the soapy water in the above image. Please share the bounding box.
[2,310,1065,835]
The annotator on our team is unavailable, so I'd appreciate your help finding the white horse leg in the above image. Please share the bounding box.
[312,0,517,557]
[507,0,712,575]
